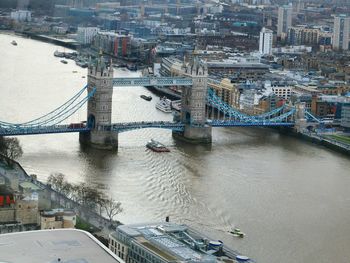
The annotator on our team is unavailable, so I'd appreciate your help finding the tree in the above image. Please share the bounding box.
[47,173,66,193]
[96,194,108,217]
[103,198,123,223]
[0,137,23,165]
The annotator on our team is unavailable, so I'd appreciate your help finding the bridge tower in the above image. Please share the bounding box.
[294,102,308,133]
[174,57,212,143]
[79,54,118,150]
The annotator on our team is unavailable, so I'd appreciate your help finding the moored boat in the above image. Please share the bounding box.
[11,40,17,46]
[146,139,170,152]
[156,97,172,113]
[60,60,68,64]
[171,99,181,111]
[54,50,65,57]
[126,63,137,71]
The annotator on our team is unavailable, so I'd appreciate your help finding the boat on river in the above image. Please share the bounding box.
[11,40,17,46]
[140,95,152,101]
[60,60,68,64]
[229,228,245,238]
[146,139,170,152]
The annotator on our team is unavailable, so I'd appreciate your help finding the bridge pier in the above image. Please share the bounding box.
[173,125,212,144]
[79,131,118,150]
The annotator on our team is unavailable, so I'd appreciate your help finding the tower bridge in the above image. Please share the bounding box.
[0,55,314,151]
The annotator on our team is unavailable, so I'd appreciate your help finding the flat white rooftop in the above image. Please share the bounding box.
[0,229,123,263]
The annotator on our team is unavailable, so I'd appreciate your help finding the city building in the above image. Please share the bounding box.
[10,10,31,22]
[77,26,99,44]
[40,208,76,230]
[206,59,270,80]
[208,78,241,109]
[271,84,293,100]
[287,26,320,46]
[109,222,253,263]
[92,31,132,58]
[341,103,350,129]
[333,14,350,51]
[0,229,124,263]
[277,4,293,40]
[259,27,273,55]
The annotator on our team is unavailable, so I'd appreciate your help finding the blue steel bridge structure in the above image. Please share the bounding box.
[0,76,308,137]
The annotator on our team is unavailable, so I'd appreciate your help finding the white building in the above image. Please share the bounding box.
[271,84,293,100]
[277,4,292,39]
[333,14,350,51]
[77,27,99,45]
[259,27,273,55]
[10,10,31,22]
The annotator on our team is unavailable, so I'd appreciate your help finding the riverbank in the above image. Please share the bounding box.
[280,128,350,157]
[0,153,119,239]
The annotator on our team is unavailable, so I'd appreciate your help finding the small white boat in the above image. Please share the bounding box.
[156,97,172,113]
[229,228,245,238]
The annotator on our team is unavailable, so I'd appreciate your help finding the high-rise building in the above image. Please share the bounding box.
[287,26,320,46]
[277,4,293,40]
[259,27,273,55]
[333,14,350,51]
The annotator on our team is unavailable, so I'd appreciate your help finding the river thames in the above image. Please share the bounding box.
[1,33,350,263]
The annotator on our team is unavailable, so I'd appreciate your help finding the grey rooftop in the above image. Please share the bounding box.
[0,229,124,263]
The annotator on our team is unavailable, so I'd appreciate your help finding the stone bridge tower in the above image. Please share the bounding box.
[174,57,212,143]
[294,102,308,133]
[79,55,118,150]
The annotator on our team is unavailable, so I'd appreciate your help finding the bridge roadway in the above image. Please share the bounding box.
[0,125,90,136]
[103,121,185,133]
[112,77,192,87]
[0,120,296,136]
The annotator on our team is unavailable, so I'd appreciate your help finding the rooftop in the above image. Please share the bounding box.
[115,223,218,263]
[0,229,123,263]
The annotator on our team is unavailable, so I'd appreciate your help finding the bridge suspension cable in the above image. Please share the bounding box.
[0,86,95,130]
[0,85,88,127]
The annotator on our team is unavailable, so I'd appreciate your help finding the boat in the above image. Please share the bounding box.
[229,228,245,238]
[146,139,170,152]
[76,60,88,68]
[60,60,68,64]
[140,95,152,101]
[11,40,17,46]
[171,99,181,111]
[54,50,65,57]
[156,97,172,113]
[126,63,137,71]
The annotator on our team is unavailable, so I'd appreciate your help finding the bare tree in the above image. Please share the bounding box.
[0,137,23,164]
[103,198,123,223]
[47,173,66,193]
[96,194,108,217]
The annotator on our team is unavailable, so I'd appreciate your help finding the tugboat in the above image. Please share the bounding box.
[11,40,17,46]
[230,228,245,238]
[146,139,170,152]
[140,95,152,101]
